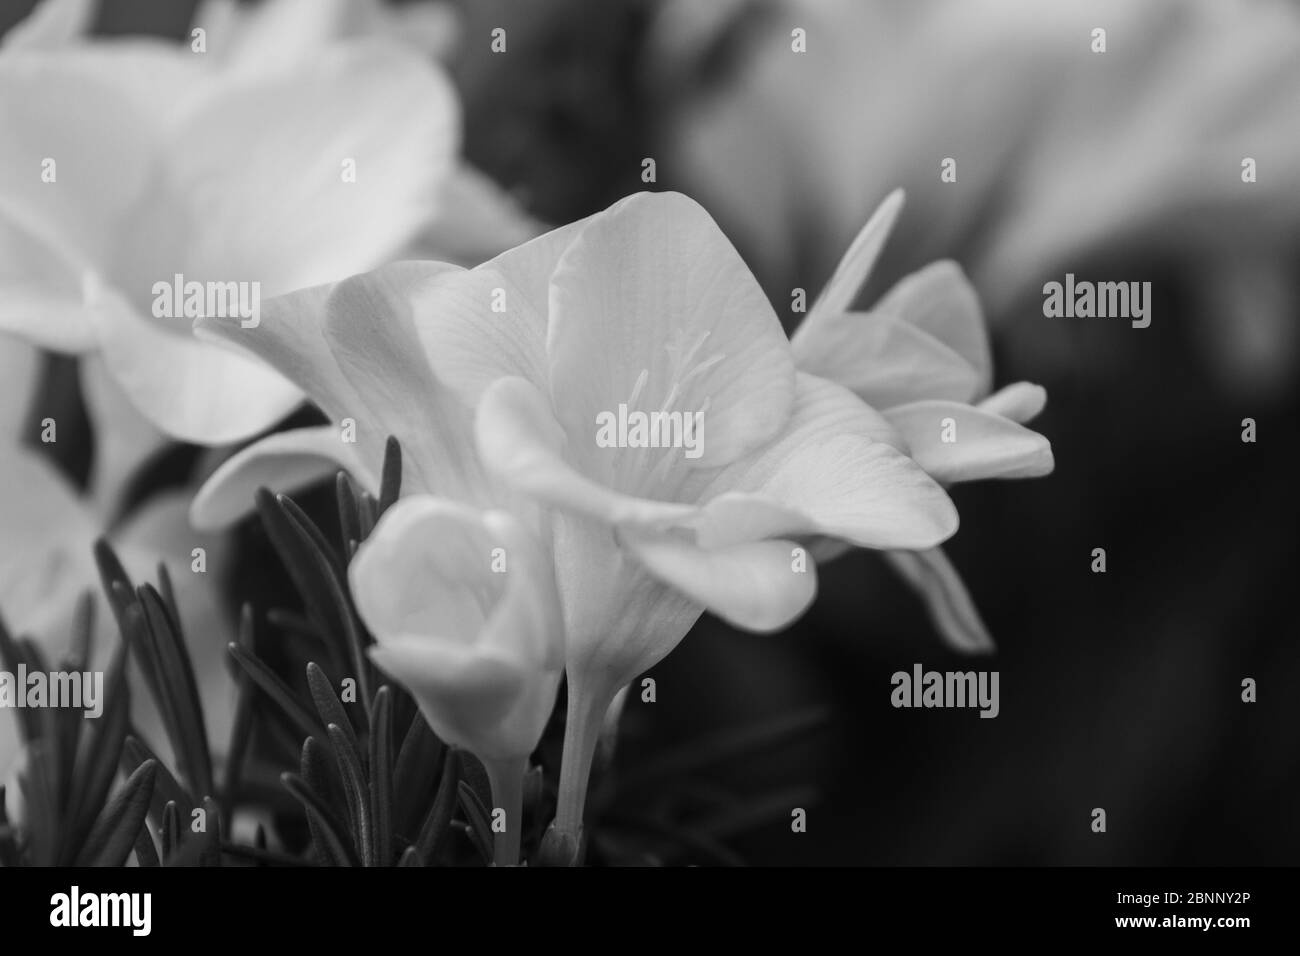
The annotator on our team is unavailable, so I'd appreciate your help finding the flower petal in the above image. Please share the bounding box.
[369,638,526,746]
[791,307,982,409]
[169,42,460,298]
[353,496,564,759]
[884,399,1054,483]
[622,531,817,633]
[321,262,491,502]
[885,548,995,654]
[1,0,95,50]
[407,265,550,403]
[96,289,303,445]
[193,280,355,427]
[0,447,98,648]
[977,381,1047,425]
[547,191,796,475]
[476,376,696,529]
[79,355,168,514]
[0,213,101,352]
[0,51,157,279]
[811,188,904,317]
[190,425,378,531]
[873,260,992,397]
[687,373,959,551]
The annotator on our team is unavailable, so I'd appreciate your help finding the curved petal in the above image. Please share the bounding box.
[322,262,489,502]
[0,51,158,277]
[190,425,378,531]
[194,0,355,71]
[0,214,101,352]
[369,638,525,748]
[1,0,96,50]
[810,188,904,317]
[791,307,982,409]
[352,498,505,649]
[623,531,817,634]
[476,376,696,530]
[977,381,1047,425]
[687,373,959,551]
[79,355,168,515]
[353,496,564,759]
[885,400,1054,484]
[194,280,355,427]
[408,265,550,403]
[547,191,796,478]
[874,260,992,398]
[96,290,303,444]
[171,42,461,298]
[885,547,995,654]
[0,447,98,649]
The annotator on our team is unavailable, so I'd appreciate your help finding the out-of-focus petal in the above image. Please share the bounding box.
[194,0,354,70]
[194,281,354,428]
[171,42,460,298]
[0,447,98,648]
[0,0,95,49]
[79,355,168,515]
[0,215,100,352]
[885,547,995,654]
[190,425,378,531]
[97,288,303,445]
[0,53,157,278]
[810,188,904,317]
[885,399,1054,483]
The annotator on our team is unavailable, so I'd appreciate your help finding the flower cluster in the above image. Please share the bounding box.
[0,0,1051,865]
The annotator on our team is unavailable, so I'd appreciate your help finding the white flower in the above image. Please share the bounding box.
[350,497,563,866]
[0,0,460,443]
[792,189,1054,651]
[192,190,960,854]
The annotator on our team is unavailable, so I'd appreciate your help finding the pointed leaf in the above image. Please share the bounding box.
[77,759,158,867]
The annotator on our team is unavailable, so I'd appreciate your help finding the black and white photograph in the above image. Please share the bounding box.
[0,0,1296,937]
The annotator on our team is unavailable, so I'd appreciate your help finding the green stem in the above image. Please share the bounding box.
[483,755,527,867]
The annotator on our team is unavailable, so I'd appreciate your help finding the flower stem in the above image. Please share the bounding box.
[482,755,527,867]
[553,672,618,851]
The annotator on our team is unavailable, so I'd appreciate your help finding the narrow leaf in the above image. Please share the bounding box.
[77,760,158,867]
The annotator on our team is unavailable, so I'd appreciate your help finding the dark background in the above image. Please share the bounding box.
[6,0,1297,865]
